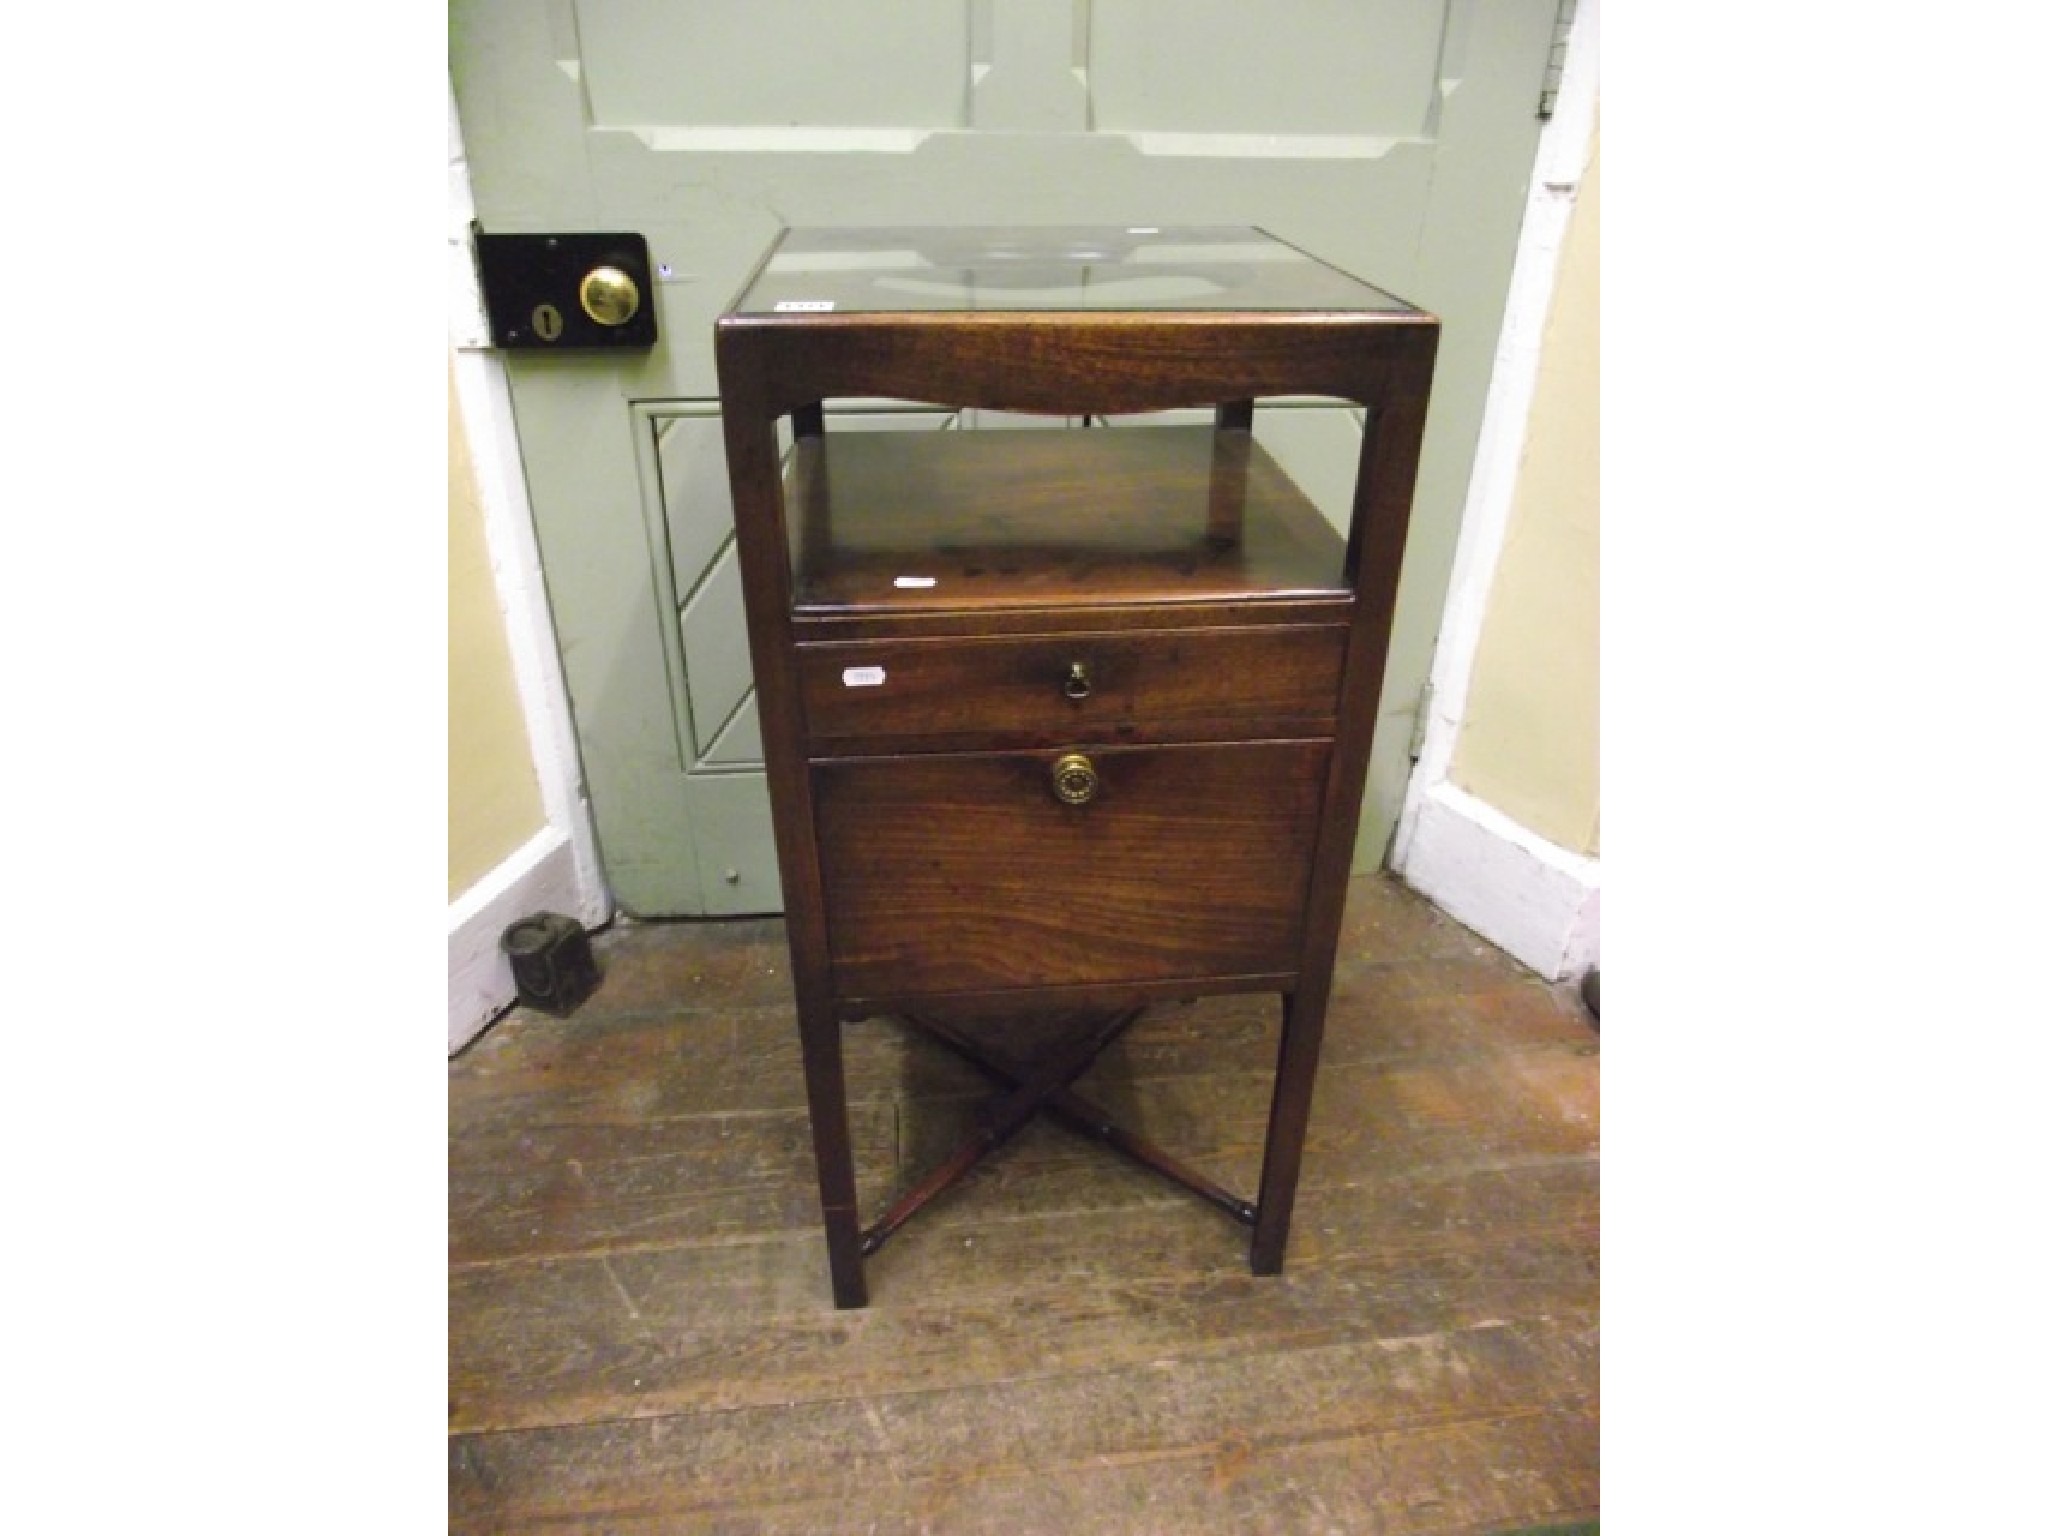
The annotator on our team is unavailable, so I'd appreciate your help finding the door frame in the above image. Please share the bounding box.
[447,86,609,1052]
[1390,0,1600,979]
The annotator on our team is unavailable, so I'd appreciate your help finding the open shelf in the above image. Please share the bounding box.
[785,425,1349,616]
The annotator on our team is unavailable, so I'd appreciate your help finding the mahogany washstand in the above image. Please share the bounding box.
[715,226,1438,1307]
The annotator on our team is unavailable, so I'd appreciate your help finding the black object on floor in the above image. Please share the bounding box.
[501,912,601,1016]
[1580,967,1600,1029]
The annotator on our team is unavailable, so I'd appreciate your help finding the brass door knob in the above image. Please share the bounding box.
[1051,752,1099,806]
[579,265,641,327]
[1063,661,1093,700]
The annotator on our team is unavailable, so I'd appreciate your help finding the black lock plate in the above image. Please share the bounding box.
[473,227,658,350]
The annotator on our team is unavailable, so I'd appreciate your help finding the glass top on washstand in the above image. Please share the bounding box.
[731,225,1417,316]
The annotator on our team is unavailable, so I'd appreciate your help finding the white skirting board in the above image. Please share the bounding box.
[1396,782,1600,983]
[448,828,586,1053]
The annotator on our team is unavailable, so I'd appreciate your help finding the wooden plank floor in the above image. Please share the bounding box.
[450,873,1599,1533]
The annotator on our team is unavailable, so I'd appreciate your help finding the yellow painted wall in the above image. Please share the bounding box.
[449,361,547,898]
[1450,127,1600,857]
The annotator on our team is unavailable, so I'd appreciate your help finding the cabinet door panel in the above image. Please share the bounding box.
[813,740,1330,998]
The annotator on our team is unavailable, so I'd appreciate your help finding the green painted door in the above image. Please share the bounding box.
[451,0,1560,917]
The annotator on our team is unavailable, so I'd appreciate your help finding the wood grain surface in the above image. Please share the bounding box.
[811,740,1330,996]
[798,622,1345,749]
[450,873,1599,1532]
[717,291,1440,1308]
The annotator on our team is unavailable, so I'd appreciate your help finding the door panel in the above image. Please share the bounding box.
[452,0,1558,915]
[678,542,753,760]
[655,414,736,615]
[577,1,971,131]
[700,696,763,770]
[1089,0,1446,138]
[684,773,782,918]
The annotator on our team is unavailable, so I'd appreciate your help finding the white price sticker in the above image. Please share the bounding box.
[841,666,887,688]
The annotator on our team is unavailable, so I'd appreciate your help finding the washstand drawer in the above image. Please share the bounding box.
[797,625,1345,748]
[812,739,1331,999]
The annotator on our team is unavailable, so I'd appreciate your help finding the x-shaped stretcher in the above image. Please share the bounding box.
[859,1009,1260,1257]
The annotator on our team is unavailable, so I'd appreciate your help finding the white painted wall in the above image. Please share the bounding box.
[447,88,609,1052]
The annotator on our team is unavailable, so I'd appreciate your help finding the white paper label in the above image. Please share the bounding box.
[841,666,887,688]
[773,300,835,312]
[892,575,937,589]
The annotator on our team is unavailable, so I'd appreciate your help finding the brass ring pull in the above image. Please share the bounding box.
[1051,753,1099,806]
[1063,661,1092,700]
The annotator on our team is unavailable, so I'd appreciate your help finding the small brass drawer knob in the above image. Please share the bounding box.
[1051,752,1099,806]
[1063,661,1093,700]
